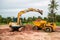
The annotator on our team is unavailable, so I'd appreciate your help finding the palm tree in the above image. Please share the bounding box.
[48,0,58,22]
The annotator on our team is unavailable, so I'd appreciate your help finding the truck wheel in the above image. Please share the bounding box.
[33,26,38,30]
[44,27,53,32]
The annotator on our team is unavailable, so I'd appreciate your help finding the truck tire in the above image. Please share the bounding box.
[44,27,53,32]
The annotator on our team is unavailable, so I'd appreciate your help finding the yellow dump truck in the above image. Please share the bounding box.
[33,19,56,32]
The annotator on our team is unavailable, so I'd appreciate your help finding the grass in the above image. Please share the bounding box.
[23,22,33,25]
[56,22,60,26]
[0,23,7,25]
[0,22,60,26]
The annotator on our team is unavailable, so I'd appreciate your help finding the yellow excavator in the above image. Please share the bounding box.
[9,8,43,31]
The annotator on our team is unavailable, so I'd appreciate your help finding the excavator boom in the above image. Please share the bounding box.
[17,8,43,25]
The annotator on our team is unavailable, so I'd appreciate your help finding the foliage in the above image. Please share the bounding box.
[56,22,60,26]
[44,17,48,20]
[6,17,12,24]
[48,0,58,22]
[56,15,60,22]
[0,15,12,24]
[0,14,60,26]
[32,16,37,21]
[27,17,32,22]
[0,15,2,23]
[38,16,42,19]
[21,16,42,25]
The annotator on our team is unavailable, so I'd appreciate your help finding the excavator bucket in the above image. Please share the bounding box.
[37,9,43,15]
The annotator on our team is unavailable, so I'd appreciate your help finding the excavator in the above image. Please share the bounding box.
[9,8,43,31]
[9,8,56,32]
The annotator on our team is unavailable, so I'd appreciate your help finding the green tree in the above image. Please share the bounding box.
[20,18,24,23]
[23,17,27,23]
[2,18,7,24]
[0,15,2,23]
[44,17,47,20]
[6,17,12,24]
[27,17,32,22]
[48,0,58,22]
[13,17,17,22]
[38,16,42,19]
[32,16,37,21]
[56,15,60,22]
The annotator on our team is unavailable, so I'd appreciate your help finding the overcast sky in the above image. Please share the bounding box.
[0,0,60,18]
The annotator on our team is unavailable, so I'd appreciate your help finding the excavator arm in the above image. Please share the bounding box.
[17,8,43,25]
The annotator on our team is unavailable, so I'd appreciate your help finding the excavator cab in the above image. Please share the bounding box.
[9,18,21,31]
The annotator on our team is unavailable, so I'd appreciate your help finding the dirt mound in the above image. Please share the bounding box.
[24,24,33,31]
[20,24,33,31]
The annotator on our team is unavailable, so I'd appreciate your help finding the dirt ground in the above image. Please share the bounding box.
[0,25,60,40]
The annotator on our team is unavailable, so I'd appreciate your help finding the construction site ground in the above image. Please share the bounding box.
[0,25,60,40]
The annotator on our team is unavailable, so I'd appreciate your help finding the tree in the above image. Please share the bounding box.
[23,17,27,23]
[27,17,32,22]
[0,15,2,23]
[38,16,42,19]
[56,15,60,22]
[6,17,12,24]
[2,18,7,24]
[20,18,24,23]
[48,0,58,22]
[44,17,48,20]
[32,16,37,21]
[13,17,17,22]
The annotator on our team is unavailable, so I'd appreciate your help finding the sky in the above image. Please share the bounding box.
[0,0,60,18]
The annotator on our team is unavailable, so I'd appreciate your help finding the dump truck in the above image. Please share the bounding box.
[33,19,56,32]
